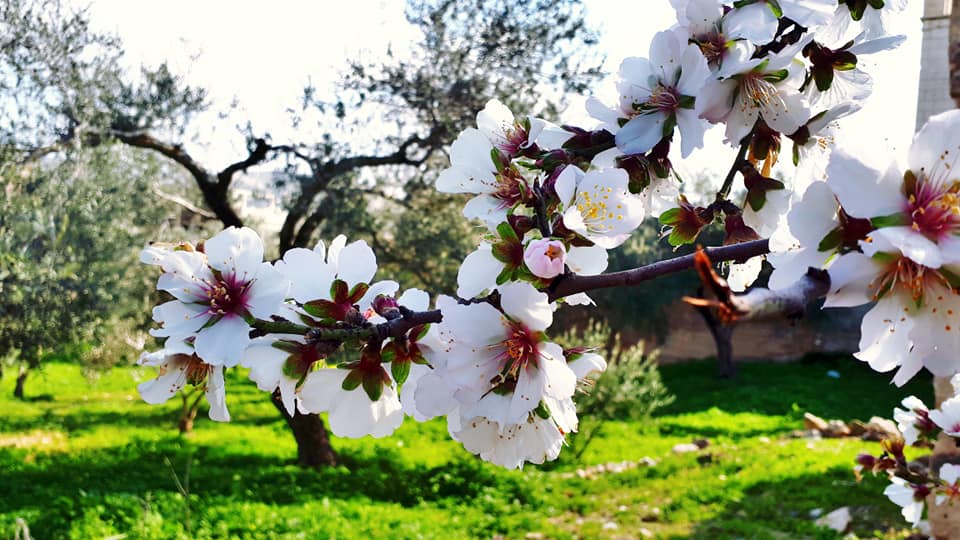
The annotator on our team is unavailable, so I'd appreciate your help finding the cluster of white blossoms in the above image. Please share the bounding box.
[137,0,950,489]
[861,376,960,526]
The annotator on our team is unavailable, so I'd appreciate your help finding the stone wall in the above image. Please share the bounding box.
[648,300,867,363]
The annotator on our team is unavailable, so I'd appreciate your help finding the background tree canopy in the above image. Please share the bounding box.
[0,0,708,466]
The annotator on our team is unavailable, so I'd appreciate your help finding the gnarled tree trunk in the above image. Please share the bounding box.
[13,364,28,399]
[270,390,338,468]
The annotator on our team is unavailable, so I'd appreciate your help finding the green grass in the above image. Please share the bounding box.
[0,355,934,539]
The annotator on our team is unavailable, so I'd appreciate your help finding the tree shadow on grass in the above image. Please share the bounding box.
[0,438,532,537]
[657,355,934,423]
[0,407,189,433]
[663,467,905,540]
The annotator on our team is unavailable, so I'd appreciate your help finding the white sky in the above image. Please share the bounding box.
[72,0,924,225]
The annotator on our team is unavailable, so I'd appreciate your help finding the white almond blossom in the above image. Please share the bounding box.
[930,396,960,438]
[476,99,571,156]
[723,0,835,44]
[448,405,565,470]
[240,334,315,416]
[298,367,404,439]
[826,0,909,41]
[555,166,645,249]
[670,0,769,66]
[435,127,513,229]
[893,395,931,446]
[436,100,569,229]
[788,102,861,187]
[274,234,399,317]
[767,181,840,290]
[937,464,960,506]
[588,30,710,158]
[137,341,229,422]
[417,282,576,428]
[696,39,811,144]
[147,226,289,366]
[444,344,607,469]
[884,477,926,527]
[804,33,905,109]
[824,230,960,385]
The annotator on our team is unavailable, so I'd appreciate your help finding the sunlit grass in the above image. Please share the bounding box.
[0,356,934,539]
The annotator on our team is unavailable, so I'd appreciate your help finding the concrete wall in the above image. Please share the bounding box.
[918,0,955,129]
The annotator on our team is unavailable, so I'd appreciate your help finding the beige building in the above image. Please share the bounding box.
[917,0,955,128]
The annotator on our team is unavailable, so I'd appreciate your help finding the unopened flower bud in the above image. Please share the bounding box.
[523,238,566,279]
[507,215,537,236]
[882,436,906,459]
[536,149,571,171]
[372,295,401,320]
[855,453,877,469]
[724,214,761,246]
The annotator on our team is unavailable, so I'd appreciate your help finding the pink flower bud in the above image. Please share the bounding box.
[523,238,566,279]
[372,295,401,319]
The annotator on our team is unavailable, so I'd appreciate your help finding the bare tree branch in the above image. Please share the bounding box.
[683,246,830,322]
[107,130,276,229]
[276,129,442,254]
[547,239,771,302]
[151,187,216,219]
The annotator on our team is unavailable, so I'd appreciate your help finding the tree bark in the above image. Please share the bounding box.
[270,390,338,468]
[693,288,736,378]
[13,365,28,400]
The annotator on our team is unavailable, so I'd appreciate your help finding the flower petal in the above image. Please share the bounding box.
[194,316,251,366]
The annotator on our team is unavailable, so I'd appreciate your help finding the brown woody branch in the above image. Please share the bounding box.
[683,246,830,322]
[547,238,771,302]
[275,129,442,254]
[109,131,276,229]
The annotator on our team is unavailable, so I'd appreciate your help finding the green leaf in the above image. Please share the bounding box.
[496,221,520,244]
[767,0,783,18]
[813,66,834,91]
[391,359,411,385]
[871,213,909,228]
[347,282,370,303]
[762,69,789,83]
[677,95,695,110]
[659,207,682,226]
[495,266,513,286]
[817,227,843,252]
[303,299,342,320]
[410,350,429,365]
[271,340,301,354]
[534,401,551,420]
[380,343,398,364]
[362,373,384,402]
[330,279,349,302]
[491,148,505,172]
[661,113,677,138]
[941,268,960,289]
[416,324,430,341]
[341,369,363,391]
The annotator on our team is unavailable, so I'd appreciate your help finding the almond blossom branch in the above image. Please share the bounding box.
[716,128,754,202]
[548,238,771,302]
[251,307,442,342]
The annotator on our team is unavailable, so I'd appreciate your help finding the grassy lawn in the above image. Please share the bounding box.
[0,355,934,539]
